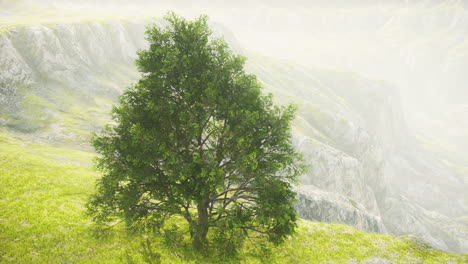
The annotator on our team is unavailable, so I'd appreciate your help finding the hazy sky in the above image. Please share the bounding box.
[17,0,466,109]
[3,0,468,149]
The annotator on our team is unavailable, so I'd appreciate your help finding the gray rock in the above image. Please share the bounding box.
[0,18,466,254]
[295,185,387,233]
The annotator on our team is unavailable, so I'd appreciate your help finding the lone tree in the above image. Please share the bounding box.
[87,13,305,251]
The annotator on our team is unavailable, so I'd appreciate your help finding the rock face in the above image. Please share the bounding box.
[0,21,146,96]
[0,20,466,253]
[0,34,32,105]
[295,185,387,234]
[245,55,468,253]
[0,20,146,135]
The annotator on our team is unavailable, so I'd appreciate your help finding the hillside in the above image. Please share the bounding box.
[0,7,467,261]
[1,133,466,263]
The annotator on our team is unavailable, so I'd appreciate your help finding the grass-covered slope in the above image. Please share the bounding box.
[0,133,466,263]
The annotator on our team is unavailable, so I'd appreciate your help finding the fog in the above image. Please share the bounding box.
[7,2,467,111]
[14,0,465,176]
[2,0,467,253]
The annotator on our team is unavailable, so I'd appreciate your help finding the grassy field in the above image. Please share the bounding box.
[0,132,467,263]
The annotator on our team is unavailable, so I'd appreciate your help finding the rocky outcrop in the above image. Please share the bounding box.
[381,195,468,253]
[0,20,147,134]
[245,54,468,253]
[295,185,386,233]
[0,19,466,253]
[0,34,32,105]
[1,21,146,95]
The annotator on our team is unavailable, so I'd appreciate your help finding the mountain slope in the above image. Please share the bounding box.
[1,132,466,264]
[244,54,468,253]
[0,17,467,254]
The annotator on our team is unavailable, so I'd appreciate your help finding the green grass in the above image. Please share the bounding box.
[3,84,110,137]
[0,133,467,263]
[2,61,136,139]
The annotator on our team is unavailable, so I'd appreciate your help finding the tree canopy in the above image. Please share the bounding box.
[87,12,306,252]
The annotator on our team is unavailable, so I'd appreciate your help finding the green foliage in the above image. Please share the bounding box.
[87,12,306,251]
[162,224,183,250]
[1,133,467,263]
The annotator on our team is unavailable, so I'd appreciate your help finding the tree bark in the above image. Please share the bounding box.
[192,201,209,251]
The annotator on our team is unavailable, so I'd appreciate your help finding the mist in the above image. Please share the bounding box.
[7,1,468,120]
[1,0,467,257]
[24,0,467,183]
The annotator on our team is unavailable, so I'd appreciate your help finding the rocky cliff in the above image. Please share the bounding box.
[245,54,468,253]
[0,20,146,137]
[0,19,466,253]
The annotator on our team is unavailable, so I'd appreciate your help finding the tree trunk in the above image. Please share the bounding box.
[192,201,209,251]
